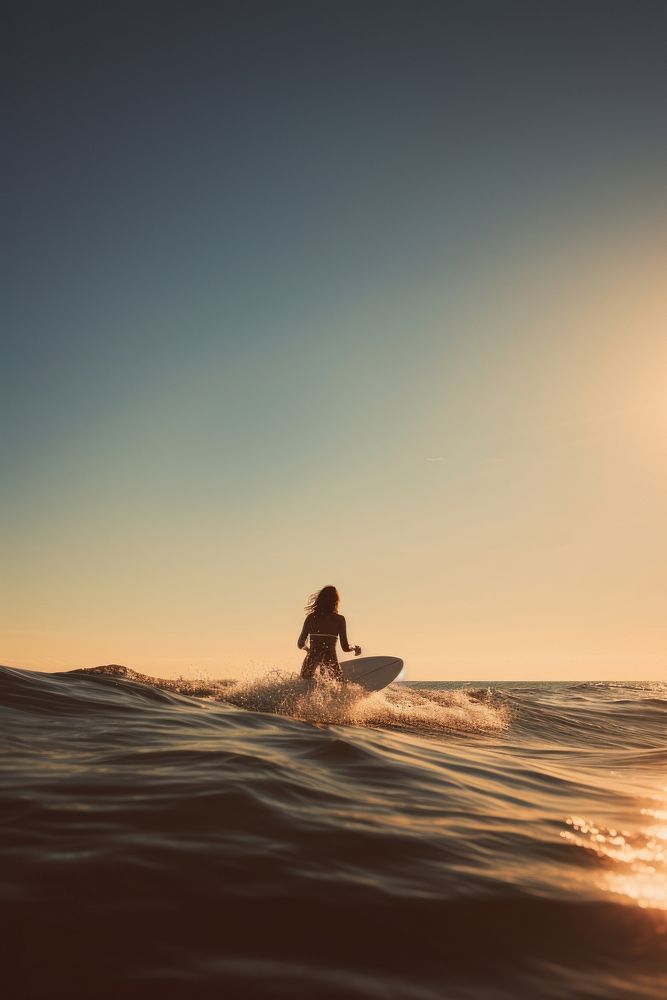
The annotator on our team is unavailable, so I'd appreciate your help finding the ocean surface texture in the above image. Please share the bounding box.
[2,665,666,999]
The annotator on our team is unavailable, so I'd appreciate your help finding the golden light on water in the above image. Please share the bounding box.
[561,798,667,911]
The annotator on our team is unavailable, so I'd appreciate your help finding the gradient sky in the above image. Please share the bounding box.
[4,1,666,679]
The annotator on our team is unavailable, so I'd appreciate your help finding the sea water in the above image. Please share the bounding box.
[1,665,666,998]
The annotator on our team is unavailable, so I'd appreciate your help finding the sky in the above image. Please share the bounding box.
[4,1,666,680]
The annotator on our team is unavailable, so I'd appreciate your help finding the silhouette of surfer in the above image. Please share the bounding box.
[298,585,361,680]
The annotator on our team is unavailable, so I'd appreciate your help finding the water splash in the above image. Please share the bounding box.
[214,669,509,733]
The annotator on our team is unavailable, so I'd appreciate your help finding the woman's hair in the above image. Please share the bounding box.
[305,585,340,616]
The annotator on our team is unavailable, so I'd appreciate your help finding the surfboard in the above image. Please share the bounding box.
[339,655,403,692]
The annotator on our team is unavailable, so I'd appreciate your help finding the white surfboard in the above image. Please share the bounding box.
[340,655,403,692]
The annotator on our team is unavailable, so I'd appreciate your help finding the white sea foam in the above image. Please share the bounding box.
[216,669,509,733]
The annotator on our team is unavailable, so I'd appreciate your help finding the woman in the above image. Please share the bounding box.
[297,585,361,680]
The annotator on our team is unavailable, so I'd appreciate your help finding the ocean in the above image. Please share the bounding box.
[1,664,666,999]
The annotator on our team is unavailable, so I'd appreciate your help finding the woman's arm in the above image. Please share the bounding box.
[297,615,311,650]
[338,616,361,655]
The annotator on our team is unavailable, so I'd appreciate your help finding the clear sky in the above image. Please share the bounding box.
[4,1,666,679]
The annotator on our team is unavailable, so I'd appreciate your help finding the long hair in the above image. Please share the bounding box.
[305,585,340,616]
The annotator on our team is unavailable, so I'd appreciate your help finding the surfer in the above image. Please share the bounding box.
[298,585,361,680]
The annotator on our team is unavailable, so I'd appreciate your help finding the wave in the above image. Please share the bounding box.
[4,664,665,754]
[1,664,509,736]
[211,669,509,733]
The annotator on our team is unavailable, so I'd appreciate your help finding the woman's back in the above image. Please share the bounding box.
[306,611,344,638]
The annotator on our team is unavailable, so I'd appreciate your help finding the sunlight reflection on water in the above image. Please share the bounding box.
[561,796,667,911]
